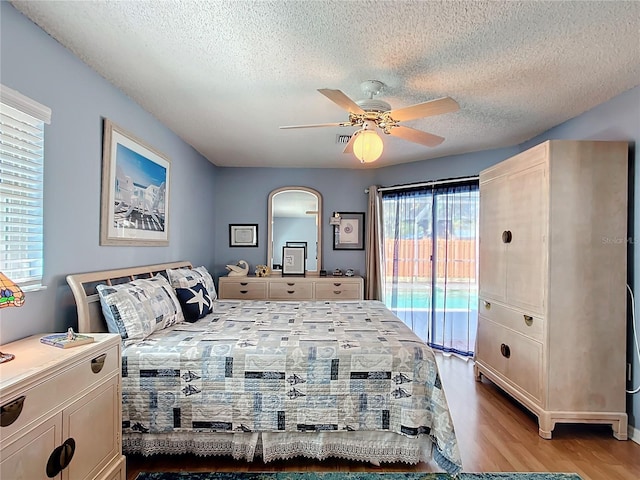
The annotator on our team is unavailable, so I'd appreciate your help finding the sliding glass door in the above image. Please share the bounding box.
[381,181,479,356]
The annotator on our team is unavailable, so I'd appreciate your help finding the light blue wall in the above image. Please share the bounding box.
[3,1,639,432]
[0,3,218,343]
[212,147,517,280]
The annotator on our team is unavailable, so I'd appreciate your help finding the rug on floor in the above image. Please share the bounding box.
[134,472,583,480]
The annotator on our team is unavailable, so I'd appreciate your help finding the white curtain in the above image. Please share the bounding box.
[380,181,479,356]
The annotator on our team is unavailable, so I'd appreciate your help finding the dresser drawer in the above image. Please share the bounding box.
[479,298,543,341]
[476,316,543,403]
[315,281,362,300]
[219,280,267,299]
[0,343,119,442]
[269,281,313,300]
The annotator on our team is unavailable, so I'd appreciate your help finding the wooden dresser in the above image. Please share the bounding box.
[474,140,628,440]
[0,333,125,480]
[218,275,364,300]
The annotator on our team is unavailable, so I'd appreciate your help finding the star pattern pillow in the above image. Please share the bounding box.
[167,266,217,301]
[96,275,184,345]
[175,281,212,322]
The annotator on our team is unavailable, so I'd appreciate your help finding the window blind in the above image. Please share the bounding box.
[0,85,51,289]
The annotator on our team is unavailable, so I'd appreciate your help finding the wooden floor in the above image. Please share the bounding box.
[126,355,640,480]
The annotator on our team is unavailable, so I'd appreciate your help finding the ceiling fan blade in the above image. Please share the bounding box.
[389,125,445,147]
[388,97,459,122]
[318,89,366,114]
[280,122,352,129]
[342,130,360,154]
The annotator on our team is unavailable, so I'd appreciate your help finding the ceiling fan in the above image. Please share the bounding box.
[280,80,459,161]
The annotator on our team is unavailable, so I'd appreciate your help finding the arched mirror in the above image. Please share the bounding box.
[267,186,322,274]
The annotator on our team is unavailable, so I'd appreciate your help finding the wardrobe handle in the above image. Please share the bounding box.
[502,230,512,243]
[46,438,75,478]
[500,343,511,358]
[91,354,106,374]
[523,315,534,326]
[483,300,491,310]
[1,395,25,427]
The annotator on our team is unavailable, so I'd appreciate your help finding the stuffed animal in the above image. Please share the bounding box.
[255,264,271,277]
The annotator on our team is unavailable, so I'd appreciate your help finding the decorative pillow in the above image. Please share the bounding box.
[167,266,217,305]
[175,280,212,322]
[96,275,184,345]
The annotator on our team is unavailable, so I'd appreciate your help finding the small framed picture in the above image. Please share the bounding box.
[282,246,306,276]
[229,224,258,247]
[285,241,307,258]
[333,212,365,250]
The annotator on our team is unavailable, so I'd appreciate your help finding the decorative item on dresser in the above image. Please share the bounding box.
[474,140,629,440]
[0,333,125,480]
[218,275,364,300]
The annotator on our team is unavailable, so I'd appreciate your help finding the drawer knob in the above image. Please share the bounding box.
[333,283,342,286]
[502,230,513,243]
[240,282,248,286]
[287,290,295,294]
[483,300,491,310]
[46,437,75,477]
[500,343,511,358]
[240,290,248,294]
[1,395,25,427]
[287,282,295,286]
[91,353,107,374]
[523,315,534,326]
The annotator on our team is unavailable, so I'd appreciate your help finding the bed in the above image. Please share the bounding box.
[66,261,461,475]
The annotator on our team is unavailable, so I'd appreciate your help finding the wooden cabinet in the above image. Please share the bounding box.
[475,140,628,440]
[218,275,364,300]
[0,334,125,480]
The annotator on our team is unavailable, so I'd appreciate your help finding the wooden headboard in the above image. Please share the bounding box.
[66,261,192,333]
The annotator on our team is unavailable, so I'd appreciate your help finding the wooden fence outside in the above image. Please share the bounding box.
[384,238,477,280]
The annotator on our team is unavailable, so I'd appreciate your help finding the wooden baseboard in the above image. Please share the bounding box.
[630,424,640,445]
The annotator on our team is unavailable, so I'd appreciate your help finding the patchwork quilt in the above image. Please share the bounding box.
[121,300,461,472]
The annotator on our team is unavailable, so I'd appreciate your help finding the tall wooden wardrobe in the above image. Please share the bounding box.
[474,140,628,439]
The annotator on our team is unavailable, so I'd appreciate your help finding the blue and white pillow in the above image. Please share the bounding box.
[175,280,212,322]
[96,275,184,345]
[167,266,217,304]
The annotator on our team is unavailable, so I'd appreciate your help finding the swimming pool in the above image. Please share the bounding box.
[384,287,478,311]
[384,286,478,356]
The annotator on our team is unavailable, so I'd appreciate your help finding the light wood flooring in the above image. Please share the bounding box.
[126,355,640,480]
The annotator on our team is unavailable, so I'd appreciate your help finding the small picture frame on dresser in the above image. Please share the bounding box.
[282,246,306,276]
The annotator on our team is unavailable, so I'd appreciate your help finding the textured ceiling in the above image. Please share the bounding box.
[10,0,640,169]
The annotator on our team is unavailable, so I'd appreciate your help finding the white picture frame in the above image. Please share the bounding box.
[100,119,170,246]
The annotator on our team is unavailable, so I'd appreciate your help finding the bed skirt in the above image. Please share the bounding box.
[123,431,434,466]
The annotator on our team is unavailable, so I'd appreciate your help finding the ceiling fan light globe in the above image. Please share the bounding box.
[353,130,383,163]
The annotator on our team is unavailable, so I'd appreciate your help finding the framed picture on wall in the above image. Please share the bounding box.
[333,212,365,250]
[282,246,306,276]
[229,224,258,247]
[100,119,170,246]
